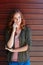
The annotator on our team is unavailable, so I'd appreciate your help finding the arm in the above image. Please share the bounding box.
[6,30,15,48]
[14,44,28,52]
[5,44,28,52]
[5,23,17,49]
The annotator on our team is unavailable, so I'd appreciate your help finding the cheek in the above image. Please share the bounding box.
[14,19,17,23]
[19,19,21,24]
[19,18,22,22]
[13,19,16,22]
[18,22,21,25]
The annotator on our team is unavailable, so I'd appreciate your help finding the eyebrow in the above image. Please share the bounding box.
[14,15,21,18]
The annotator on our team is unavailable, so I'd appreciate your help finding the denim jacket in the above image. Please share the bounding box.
[5,26,32,62]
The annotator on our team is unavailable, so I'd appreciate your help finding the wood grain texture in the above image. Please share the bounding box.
[0,4,43,9]
[0,0,43,3]
[0,0,43,65]
[1,9,43,14]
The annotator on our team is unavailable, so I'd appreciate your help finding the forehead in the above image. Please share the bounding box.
[14,12,21,18]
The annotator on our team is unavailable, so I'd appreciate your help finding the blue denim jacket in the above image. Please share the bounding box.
[5,26,32,62]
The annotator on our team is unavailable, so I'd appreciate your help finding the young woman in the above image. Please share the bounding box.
[5,9,32,65]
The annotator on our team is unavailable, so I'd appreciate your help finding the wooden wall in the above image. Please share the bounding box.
[0,0,43,65]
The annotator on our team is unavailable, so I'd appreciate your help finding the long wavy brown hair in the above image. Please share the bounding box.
[7,9,26,33]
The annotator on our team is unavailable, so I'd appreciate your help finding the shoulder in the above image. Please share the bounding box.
[5,27,11,37]
[24,25,31,32]
[5,27,9,33]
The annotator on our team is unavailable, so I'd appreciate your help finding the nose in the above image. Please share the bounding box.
[15,19,19,24]
[17,19,19,21]
[16,19,19,22]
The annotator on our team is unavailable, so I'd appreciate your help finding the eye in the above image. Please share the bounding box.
[14,18,17,20]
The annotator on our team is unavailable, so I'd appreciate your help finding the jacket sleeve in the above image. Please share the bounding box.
[25,27,32,50]
[5,28,10,48]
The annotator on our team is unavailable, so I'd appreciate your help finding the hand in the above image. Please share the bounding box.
[13,23,18,30]
[5,45,8,50]
[5,47,14,52]
[8,48,14,52]
[5,47,13,52]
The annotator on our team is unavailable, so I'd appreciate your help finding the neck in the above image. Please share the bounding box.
[15,26,21,35]
[17,26,21,31]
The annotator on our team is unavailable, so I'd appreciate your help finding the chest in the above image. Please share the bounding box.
[13,29,26,48]
[19,30,26,47]
[14,35,19,48]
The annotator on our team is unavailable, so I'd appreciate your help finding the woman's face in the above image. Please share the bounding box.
[13,12,22,26]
